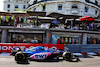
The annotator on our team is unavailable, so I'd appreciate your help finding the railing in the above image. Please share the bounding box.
[27,0,47,9]
[65,44,100,53]
[85,0,99,7]
[71,9,79,14]
[0,22,100,32]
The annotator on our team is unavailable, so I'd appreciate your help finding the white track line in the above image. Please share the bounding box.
[73,53,83,56]
[87,52,97,55]
[0,53,11,56]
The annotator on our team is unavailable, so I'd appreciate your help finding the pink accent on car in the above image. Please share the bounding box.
[30,52,52,60]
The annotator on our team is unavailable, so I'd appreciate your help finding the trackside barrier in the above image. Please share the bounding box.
[0,43,64,53]
[65,44,100,53]
[65,44,82,53]
[81,44,100,52]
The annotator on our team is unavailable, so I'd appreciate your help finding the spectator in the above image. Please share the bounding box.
[15,17,19,26]
[61,37,64,44]
[89,22,93,31]
[58,19,61,24]
[72,25,79,30]
[57,38,60,44]
[93,24,97,31]
[64,23,67,29]
[87,25,90,31]
[49,23,54,28]
[8,16,12,26]
[52,19,58,25]
[29,21,32,25]
[76,25,79,30]
[20,18,24,27]
[84,22,87,30]
[3,16,6,25]
[82,22,84,29]
[40,23,49,29]
[23,39,27,43]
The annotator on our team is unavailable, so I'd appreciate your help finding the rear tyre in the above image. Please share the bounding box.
[12,52,16,56]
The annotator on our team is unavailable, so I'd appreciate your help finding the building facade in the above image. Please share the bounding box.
[27,0,100,17]
[3,0,29,12]
[0,26,100,44]
[1,0,100,44]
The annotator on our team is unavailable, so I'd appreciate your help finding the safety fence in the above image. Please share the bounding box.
[0,43,100,53]
[0,43,64,53]
[65,44,100,53]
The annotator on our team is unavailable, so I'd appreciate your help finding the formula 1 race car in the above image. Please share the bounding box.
[11,47,22,56]
[14,46,80,63]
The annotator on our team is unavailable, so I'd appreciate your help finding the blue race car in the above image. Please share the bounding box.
[14,46,80,62]
[11,47,22,56]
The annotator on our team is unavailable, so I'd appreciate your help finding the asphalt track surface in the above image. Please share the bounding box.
[0,56,100,67]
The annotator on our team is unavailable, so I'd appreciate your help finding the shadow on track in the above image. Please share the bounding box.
[16,58,82,64]
[82,55,94,58]
[30,59,62,62]
[30,58,81,63]
[29,58,64,62]
[16,61,30,65]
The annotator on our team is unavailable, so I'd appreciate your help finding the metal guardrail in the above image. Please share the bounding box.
[65,44,100,53]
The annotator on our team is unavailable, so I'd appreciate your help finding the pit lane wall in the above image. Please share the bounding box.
[0,43,64,53]
[65,44,100,53]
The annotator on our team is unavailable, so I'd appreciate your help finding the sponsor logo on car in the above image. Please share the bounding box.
[35,54,47,59]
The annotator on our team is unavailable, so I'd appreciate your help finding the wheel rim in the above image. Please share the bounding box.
[15,53,25,62]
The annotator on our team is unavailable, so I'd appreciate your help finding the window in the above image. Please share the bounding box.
[15,5,18,8]
[11,34,43,43]
[23,5,26,9]
[52,35,79,44]
[34,8,36,11]
[71,4,78,13]
[95,10,97,15]
[72,4,78,9]
[7,4,10,8]
[87,35,100,44]
[85,6,89,12]
[99,5,100,8]
[58,4,62,10]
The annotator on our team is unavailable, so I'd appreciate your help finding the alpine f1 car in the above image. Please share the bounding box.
[11,47,22,56]
[14,46,80,62]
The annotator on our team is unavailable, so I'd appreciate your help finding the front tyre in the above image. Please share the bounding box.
[15,52,25,62]
[63,52,72,61]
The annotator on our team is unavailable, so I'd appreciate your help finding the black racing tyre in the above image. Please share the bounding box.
[15,52,25,62]
[12,52,16,56]
[76,57,80,62]
[63,52,72,61]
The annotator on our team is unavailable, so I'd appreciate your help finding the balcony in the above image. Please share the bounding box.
[71,9,79,14]
[85,0,99,7]
[27,0,48,9]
